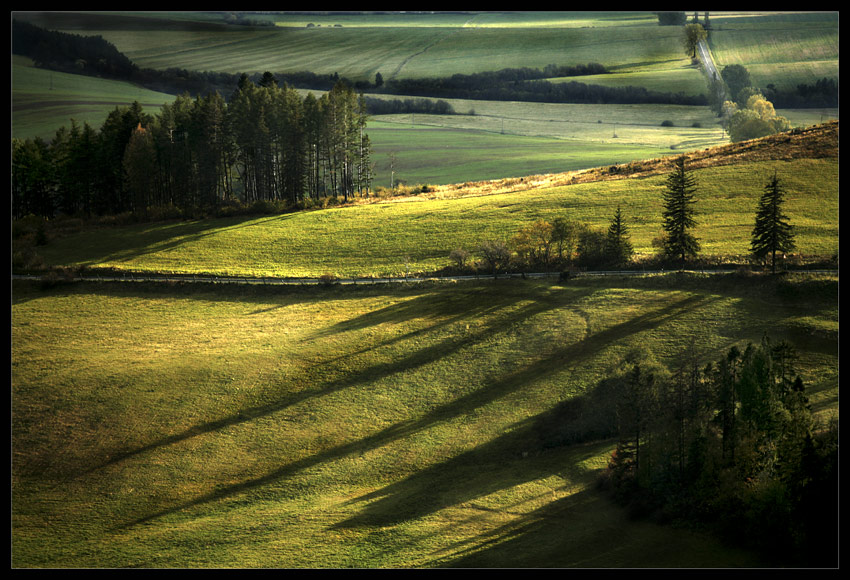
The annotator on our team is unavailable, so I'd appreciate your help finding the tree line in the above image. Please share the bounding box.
[448,157,797,277]
[383,73,708,107]
[12,76,373,219]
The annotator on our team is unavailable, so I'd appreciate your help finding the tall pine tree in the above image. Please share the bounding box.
[751,172,795,274]
[605,204,633,267]
[661,156,700,268]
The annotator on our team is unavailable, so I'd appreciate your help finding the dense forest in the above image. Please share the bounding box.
[13,77,372,219]
[536,335,838,566]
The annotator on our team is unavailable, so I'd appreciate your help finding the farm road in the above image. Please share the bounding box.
[697,37,725,102]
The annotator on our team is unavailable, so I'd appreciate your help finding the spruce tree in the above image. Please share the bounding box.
[661,156,700,269]
[605,204,633,267]
[751,172,795,274]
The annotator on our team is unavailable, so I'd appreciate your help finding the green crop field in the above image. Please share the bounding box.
[365,120,709,188]
[11,56,174,140]
[11,272,837,568]
[12,12,691,81]
[25,158,837,279]
[707,12,838,91]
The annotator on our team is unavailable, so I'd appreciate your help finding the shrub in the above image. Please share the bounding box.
[449,248,471,269]
[318,273,339,285]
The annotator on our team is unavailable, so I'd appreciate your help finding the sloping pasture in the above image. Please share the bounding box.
[28,157,838,278]
[11,273,837,567]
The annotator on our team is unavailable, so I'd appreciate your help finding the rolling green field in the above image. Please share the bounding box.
[26,158,838,279]
[707,12,839,91]
[11,11,841,569]
[12,11,839,185]
[14,11,837,88]
[11,272,838,568]
[11,12,695,81]
[11,55,173,141]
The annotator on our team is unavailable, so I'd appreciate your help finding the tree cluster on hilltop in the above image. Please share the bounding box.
[12,19,136,80]
[446,156,799,277]
[13,78,373,219]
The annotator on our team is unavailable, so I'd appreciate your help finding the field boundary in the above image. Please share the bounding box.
[12,268,838,287]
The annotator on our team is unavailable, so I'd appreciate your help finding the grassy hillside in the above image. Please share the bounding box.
[10,12,839,569]
[11,55,174,140]
[11,272,838,567]
[20,122,838,279]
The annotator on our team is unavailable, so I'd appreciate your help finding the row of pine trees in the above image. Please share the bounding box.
[12,76,373,219]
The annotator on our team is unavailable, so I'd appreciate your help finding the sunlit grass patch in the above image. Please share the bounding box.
[12,273,837,567]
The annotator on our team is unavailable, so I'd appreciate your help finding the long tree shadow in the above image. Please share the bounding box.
[68,214,292,269]
[120,292,717,529]
[331,293,718,529]
[79,283,574,482]
[305,282,580,368]
[433,480,763,568]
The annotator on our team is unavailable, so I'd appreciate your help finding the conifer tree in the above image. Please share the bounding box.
[661,156,700,268]
[605,204,633,267]
[751,172,795,274]
[122,122,157,214]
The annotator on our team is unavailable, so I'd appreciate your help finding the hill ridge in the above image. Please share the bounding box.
[373,121,838,203]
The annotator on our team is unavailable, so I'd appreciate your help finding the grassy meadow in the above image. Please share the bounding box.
[27,158,838,279]
[11,272,838,567]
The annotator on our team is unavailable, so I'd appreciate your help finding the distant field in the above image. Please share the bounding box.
[12,10,838,184]
[365,95,732,187]
[11,56,173,140]
[708,11,838,91]
[28,158,838,278]
[269,11,660,28]
[366,123,685,188]
[563,65,708,97]
[11,273,837,567]
[12,11,698,82]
